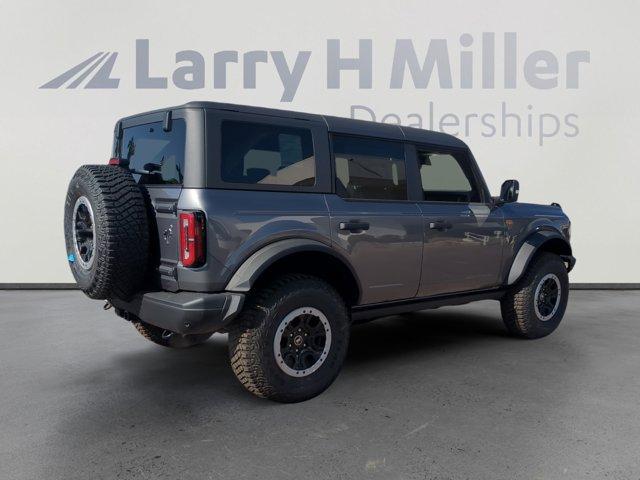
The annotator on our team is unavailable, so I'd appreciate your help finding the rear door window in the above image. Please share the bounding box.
[117,119,186,185]
[332,135,407,201]
[220,121,315,187]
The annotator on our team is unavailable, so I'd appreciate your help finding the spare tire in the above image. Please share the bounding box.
[64,165,149,300]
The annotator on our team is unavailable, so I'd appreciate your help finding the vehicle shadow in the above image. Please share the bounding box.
[102,305,509,395]
[56,304,511,414]
[347,305,509,366]
[43,303,586,479]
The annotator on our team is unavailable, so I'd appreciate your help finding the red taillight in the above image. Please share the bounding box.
[108,157,130,167]
[179,211,206,268]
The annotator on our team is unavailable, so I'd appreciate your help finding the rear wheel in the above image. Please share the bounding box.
[133,320,213,348]
[501,252,569,339]
[228,274,350,403]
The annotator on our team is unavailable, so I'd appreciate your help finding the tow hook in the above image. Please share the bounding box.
[103,301,113,311]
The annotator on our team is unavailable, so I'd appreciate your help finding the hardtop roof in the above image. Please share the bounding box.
[120,101,468,149]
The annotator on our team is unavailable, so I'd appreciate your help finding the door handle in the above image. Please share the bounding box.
[339,221,370,232]
[429,220,452,231]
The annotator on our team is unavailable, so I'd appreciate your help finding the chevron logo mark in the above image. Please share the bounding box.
[40,52,120,89]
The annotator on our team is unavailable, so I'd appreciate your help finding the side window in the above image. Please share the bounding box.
[333,135,407,201]
[220,121,315,187]
[118,119,186,185]
[417,150,481,202]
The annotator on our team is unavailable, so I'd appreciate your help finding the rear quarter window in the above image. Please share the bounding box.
[220,121,315,187]
[117,119,186,185]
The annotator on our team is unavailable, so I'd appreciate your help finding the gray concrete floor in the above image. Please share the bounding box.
[0,290,639,479]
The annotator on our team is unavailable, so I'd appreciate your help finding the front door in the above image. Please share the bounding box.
[327,135,423,304]
[413,148,506,296]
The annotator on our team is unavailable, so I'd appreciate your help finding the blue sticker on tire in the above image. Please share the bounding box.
[67,253,75,263]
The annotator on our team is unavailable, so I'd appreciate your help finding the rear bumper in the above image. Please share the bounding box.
[111,291,244,335]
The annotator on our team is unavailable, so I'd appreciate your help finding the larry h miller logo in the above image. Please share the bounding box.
[40,36,591,146]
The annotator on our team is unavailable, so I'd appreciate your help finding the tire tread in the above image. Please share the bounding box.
[64,165,149,300]
[228,274,348,401]
[501,252,568,339]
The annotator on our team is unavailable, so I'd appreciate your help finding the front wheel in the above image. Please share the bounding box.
[501,252,569,339]
[228,274,350,403]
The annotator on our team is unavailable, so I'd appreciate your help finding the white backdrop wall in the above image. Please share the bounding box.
[0,0,638,283]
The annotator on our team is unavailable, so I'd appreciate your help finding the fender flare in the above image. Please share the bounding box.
[507,230,574,285]
[224,238,361,298]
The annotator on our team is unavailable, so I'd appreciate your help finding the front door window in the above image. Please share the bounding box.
[418,151,480,203]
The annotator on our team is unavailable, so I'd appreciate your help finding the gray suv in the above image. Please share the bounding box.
[64,102,575,402]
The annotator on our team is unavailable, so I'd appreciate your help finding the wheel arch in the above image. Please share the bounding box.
[224,238,362,306]
[507,229,575,286]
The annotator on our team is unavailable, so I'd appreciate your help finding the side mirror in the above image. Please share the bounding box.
[499,180,519,204]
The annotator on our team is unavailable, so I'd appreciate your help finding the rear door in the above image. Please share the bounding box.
[327,134,423,304]
[410,146,506,296]
[116,113,188,291]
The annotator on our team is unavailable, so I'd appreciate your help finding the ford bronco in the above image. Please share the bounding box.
[64,102,575,402]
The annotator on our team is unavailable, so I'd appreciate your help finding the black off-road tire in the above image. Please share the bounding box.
[64,165,149,300]
[501,252,569,339]
[133,321,213,348]
[228,274,350,403]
